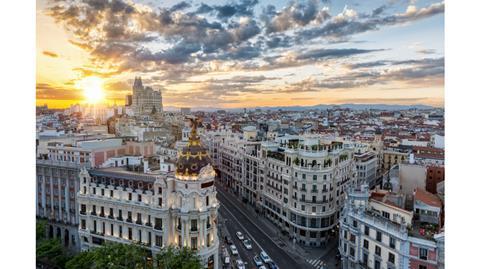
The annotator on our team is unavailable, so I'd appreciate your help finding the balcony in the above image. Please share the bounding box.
[191,227,198,232]
[136,219,143,225]
[145,222,152,227]
[117,216,123,221]
[311,189,318,193]
[90,211,97,216]
[80,210,86,215]
[99,213,105,218]
[126,218,132,223]
[154,225,162,230]
[108,215,114,219]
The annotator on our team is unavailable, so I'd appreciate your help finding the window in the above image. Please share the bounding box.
[128,193,132,201]
[110,190,113,197]
[155,218,162,230]
[419,265,427,269]
[119,226,122,238]
[138,194,142,202]
[382,211,390,219]
[158,197,162,206]
[419,248,428,260]
[388,253,395,264]
[363,253,368,265]
[93,220,97,232]
[110,224,114,236]
[353,220,358,228]
[155,235,162,247]
[191,237,198,250]
[343,230,348,240]
[138,230,142,242]
[80,204,86,214]
[363,239,369,249]
[128,228,132,240]
[191,219,198,231]
[365,226,370,236]
[93,188,96,195]
[349,247,355,257]
[81,219,86,229]
[158,187,162,194]
[101,189,104,196]
[313,175,317,180]
[350,234,356,243]
[375,246,381,256]
[389,237,396,249]
[376,231,382,242]
[374,260,380,269]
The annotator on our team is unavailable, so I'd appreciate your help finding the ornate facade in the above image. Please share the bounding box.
[132,77,163,116]
[77,119,219,268]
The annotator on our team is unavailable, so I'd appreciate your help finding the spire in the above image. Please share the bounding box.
[133,76,143,90]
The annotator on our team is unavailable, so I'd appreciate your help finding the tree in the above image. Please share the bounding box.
[156,246,202,269]
[65,251,95,269]
[37,238,70,268]
[36,219,47,241]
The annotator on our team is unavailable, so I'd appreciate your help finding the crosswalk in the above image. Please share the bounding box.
[306,258,327,269]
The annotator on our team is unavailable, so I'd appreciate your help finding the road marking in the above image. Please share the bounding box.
[220,197,265,254]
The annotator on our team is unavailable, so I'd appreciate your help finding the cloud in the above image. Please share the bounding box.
[416,48,436,54]
[42,51,59,58]
[195,0,259,19]
[296,1,444,43]
[36,83,83,100]
[262,0,331,33]
[282,57,444,92]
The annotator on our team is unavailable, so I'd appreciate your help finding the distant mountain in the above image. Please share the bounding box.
[164,103,436,112]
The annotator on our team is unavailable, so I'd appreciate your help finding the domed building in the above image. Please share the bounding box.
[77,118,219,269]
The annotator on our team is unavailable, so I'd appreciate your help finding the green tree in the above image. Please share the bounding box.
[64,251,95,269]
[156,246,202,269]
[36,219,47,241]
[36,238,70,268]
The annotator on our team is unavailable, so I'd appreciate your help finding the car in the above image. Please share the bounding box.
[224,256,230,265]
[236,231,244,240]
[253,255,263,267]
[225,235,233,245]
[258,266,267,269]
[235,259,245,269]
[243,239,253,250]
[259,251,272,264]
[230,245,239,256]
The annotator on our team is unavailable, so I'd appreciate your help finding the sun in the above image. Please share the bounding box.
[76,76,105,104]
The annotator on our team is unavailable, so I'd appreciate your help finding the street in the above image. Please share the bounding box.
[216,185,313,269]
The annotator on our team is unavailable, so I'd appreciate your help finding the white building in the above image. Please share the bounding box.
[77,124,219,268]
[204,130,358,247]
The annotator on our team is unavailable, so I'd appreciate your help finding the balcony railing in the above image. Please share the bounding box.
[145,222,152,227]
[126,218,132,223]
[90,211,97,216]
[154,225,162,230]
[312,189,318,193]
[136,219,143,225]
[117,216,123,221]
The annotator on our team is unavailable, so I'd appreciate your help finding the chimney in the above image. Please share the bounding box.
[409,153,415,164]
[143,160,149,173]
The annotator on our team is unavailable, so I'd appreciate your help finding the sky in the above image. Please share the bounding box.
[36,0,444,109]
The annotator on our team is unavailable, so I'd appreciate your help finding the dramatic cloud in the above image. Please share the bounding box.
[296,1,444,43]
[262,0,331,33]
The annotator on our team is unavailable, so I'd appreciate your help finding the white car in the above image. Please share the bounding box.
[260,251,272,263]
[243,239,253,250]
[259,266,267,269]
[236,231,244,240]
[236,259,245,269]
[230,245,239,256]
[224,256,230,265]
[253,255,263,267]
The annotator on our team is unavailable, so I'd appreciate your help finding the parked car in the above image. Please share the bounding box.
[235,259,245,269]
[243,239,253,250]
[253,255,263,267]
[236,231,244,240]
[225,235,233,245]
[258,266,267,269]
[230,245,239,256]
[260,251,272,263]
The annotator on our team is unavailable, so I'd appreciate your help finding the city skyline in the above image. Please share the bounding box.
[37,0,444,109]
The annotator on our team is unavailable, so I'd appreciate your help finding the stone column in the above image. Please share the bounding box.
[58,177,62,221]
[42,174,46,216]
[65,175,70,222]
